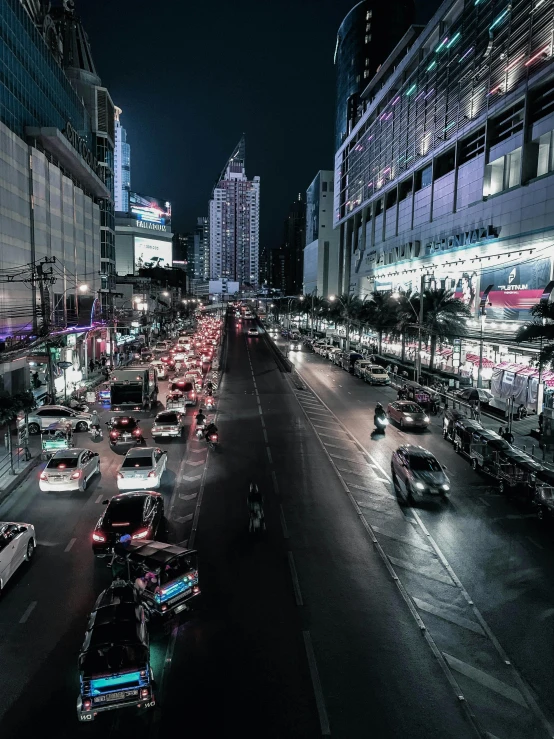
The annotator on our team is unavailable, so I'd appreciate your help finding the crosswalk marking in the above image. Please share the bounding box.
[387,555,455,586]
[412,596,485,635]
[371,525,434,552]
[442,653,528,708]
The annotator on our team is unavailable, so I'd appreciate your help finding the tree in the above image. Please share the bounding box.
[515,302,554,367]
[0,390,36,470]
[328,295,363,349]
[360,292,401,355]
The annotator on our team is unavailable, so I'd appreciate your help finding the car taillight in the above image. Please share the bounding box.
[210,434,218,441]
[92,532,105,542]
[83,699,91,710]
[132,429,142,436]
[132,528,150,540]
[140,688,149,698]
[70,470,82,480]
[148,470,157,478]
[39,472,48,481]
[110,431,119,439]
[117,472,124,479]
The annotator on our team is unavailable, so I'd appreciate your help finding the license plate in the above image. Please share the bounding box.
[94,689,138,703]
[168,587,192,606]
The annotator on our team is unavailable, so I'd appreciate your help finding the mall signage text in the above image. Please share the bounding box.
[63,122,102,178]
[426,225,498,253]
[136,221,167,232]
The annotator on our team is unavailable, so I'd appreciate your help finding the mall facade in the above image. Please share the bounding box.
[335,0,554,393]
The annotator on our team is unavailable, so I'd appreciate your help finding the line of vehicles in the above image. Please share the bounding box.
[3,314,223,722]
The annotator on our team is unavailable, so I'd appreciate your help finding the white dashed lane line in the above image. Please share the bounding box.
[64,538,76,552]
[19,601,37,624]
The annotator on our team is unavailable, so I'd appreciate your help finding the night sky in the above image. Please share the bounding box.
[78,0,439,249]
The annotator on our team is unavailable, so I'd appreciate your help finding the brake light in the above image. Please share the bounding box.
[132,428,142,436]
[70,470,82,480]
[110,431,119,439]
[92,532,105,542]
[132,528,150,540]
[40,472,47,481]
[83,699,92,710]
[148,470,157,478]
[140,688,149,698]
[210,434,218,441]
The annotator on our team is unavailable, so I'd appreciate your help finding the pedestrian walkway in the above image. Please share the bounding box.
[0,432,41,501]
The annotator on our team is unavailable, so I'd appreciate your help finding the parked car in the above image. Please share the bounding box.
[0,522,36,590]
[116,447,168,491]
[333,351,345,366]
[387,401,430,429]
[353,359,375,378]
[391,445,450,504]
[341,352,363,373]
[152,410,186,440]
[362,364,391,385]
[39,448,100,492]
[18,405,91,435]
[92,491,164,557]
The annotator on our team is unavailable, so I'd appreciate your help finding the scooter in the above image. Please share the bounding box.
[207,431,218,450]
[89,425,103,440]
[374,415,389,435]
[249,505,265,533]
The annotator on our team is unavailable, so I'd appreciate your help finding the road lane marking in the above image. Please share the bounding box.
[287,552,303,606]
[317,431,347,440]
[179,492,198,501]
[266,447,273,464]
[478,496,490,506]
[303,631,331,736]
[258,407,263,415]
[371,525,434,552]
[64,538,76,552]
[19,601,37,624]
[182,474,202,482]
[271,470,279,495]
[412,597,485,635]
[186,460,204,467]
[280,505,289,539]
[95,494,103,503]
[442,653,527,707]
[191,447,205,454]
[329,453,367,464]
[176,513,194,523]
[260,417,266,429]
[526,536,544,550]
[356,500,403,518]
[387,555,455,586]
[263,429,269,444]
[322,441,352,450]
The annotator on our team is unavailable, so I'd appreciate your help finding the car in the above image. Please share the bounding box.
[0,522,36,590]
[91,491,164,557]
[165,391,187,413]
[387,401,430,429]
[455,388,494,404]
[39,449,100,492]
[117,447,168,491]
[169,379,198,405]
[152,410,186,440]
[391,445,450,504]
[150,360,167,380]
[247,327,259,336]
[18,405,91,435]
[362,365,391,385]
[289,341,301,351]
[108,415,145,447]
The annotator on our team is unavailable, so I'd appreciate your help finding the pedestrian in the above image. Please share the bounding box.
[503,429,514,444]
[393,364,398,375]
[88,358,95,374]
[539,412,544,434]
[385,364,391,373]
[31,370,40,388]
[101,355,107,367]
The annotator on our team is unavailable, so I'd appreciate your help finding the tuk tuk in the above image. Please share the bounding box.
[495,451,543,498]
[532,468,554,520]
[399,380,436,413]
[120,540,199,617]
[453,418,484,457]
[77,582,154,721]
[443,408,467,442]
[466,430,512,472]
[41,422,73,460]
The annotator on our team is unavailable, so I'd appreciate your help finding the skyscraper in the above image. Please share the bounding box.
[114,106,131,213]
[335,0,415,151]
[282,194,306,295]
[209,136,260,288]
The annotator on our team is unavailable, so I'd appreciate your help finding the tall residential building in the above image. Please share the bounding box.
[283,194,306,295]
[114,106,131,213]
[193,217,209,281]
[336,0,554,371]
[303,171,340,298]
[172,233,193,269]
[52,1,116,308]
[209,136,260,287]
[335,0,415,151]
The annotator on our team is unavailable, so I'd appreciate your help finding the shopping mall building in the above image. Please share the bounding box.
[335,0,554,400]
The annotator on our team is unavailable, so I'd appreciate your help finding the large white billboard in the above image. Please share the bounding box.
[135,237,172,270]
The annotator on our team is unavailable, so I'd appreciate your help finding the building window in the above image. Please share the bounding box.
[322,181,328,192]
[415,164,432,191]
[484,147,522,196]
[535,130,554,177]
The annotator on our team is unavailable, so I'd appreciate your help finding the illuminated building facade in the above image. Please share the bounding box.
[114,106,131,213]
[336,0,554,351]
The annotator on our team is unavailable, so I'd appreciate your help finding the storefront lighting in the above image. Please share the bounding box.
[524,45,551,66]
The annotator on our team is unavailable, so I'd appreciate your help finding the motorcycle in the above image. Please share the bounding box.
[374,414,389,434]
[65,398,89,413]
[207,431,219,450]
[89,425,103,441]
[195,423,205,439]
[205,397,215,411]
[249,505,265,533]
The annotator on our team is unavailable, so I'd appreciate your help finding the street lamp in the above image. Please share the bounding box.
[477,285,493,389]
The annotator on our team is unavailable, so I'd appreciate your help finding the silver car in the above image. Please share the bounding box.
[0,522,36,591]
[391,445,450,504]
[39,448,100,492]
[116,446,168,491]
[152,410,186,440]
[387,401,430,429]
[18,405,91,435]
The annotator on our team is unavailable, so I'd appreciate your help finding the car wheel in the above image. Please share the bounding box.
[76,421,88,432]
[81,476,87,491]
[28,423,40,435]
[471,458,477,471]
[25,539,35,561]
[537,506,546,521]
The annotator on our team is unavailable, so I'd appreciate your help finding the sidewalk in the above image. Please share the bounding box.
[0,433,42,503]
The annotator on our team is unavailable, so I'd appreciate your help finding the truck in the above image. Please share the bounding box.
[109,366,158,412]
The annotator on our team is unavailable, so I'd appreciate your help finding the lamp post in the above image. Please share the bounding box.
[477,285,493,389]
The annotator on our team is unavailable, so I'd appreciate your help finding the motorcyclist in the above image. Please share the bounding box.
[374,403,387,428]
[204,421,218,441]
[205,380,214,395]
[195,409,206,428]
[247,483,264,529]
[89,409,101,430]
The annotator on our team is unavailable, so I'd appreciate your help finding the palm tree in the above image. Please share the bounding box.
[360,292,400,355]
[516,302,554,367]
[327,294,363,349]
[406,288,470,372]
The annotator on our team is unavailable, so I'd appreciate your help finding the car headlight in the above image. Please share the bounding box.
[424,416,430,422]
[442,484,450,491]
[414,481,425,490]
[404,416,414,422]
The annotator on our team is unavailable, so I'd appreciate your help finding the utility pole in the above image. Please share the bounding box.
[33,258,56,400]
[416,274,426,385]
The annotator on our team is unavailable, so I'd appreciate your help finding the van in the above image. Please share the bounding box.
[353,359,374,378]
[341,352,363,373]
[362,364,390,385]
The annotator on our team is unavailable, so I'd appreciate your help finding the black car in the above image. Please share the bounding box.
[108,416,145,447]
[92,491,164,557]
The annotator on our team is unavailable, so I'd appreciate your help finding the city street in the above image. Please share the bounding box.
[279,334,554,738]
[0,316,477,739]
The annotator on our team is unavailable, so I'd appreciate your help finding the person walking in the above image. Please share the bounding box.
[88,358,95,375]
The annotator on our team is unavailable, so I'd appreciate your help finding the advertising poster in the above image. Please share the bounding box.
[480,257,551,320]
[135,237,173,270]
[129,192,171,226]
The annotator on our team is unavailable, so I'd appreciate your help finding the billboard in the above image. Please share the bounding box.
[129,192,171,226]
[135,237,173,270]
[480,257,551,320]
[209,280,239,295]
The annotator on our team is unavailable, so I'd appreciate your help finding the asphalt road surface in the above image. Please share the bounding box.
[0,317,486,738]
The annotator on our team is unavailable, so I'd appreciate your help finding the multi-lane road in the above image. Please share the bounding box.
[2,315,550,737]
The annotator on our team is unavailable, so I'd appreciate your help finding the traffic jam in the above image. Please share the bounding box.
[1,313,223,722]
[280,331,554,516]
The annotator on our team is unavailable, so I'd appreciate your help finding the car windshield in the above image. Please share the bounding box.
[409,455,442,472]
[171,381,193,392]
[112,417,138,430]
[105,499,144,524]
[156,413,178,424]
[47,457,79,469]
[121,456,152,469]
[400,404,422,413]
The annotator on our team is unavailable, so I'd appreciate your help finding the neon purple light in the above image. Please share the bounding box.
[383,168,391,175]
[380,113,387,121]
[392,96,400,106]
[386,112,393,120]
[424,89,435,99]
[367,135,374,142]
[415,91,425,102]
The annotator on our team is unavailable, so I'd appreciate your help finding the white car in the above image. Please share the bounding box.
[247,327,259,336]
[39,448,100,492]
[0,522,36,592]
[18,405,91,435]
[117,447,168,491]
[152,410,186,439]
[150,360,167,380]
